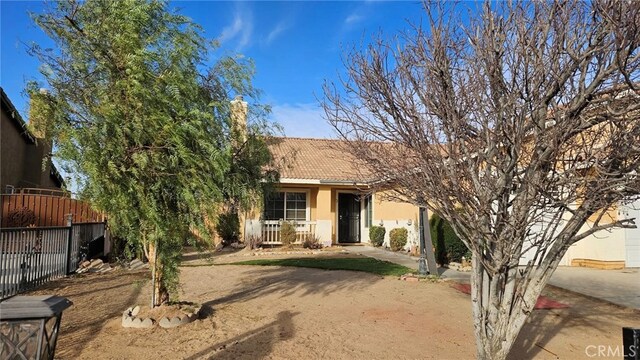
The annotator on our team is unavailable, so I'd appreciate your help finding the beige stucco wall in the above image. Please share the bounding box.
[371,190,420,248]
[242,184,421,245]
[373,190,420,223]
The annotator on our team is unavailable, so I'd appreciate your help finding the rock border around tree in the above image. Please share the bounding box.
[121,304,201,329]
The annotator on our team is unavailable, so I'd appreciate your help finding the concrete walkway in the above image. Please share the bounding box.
[352,245,640,309]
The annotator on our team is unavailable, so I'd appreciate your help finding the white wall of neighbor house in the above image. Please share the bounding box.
[562,226,627,263]
[623,200,640,267]
[558,199,640,267]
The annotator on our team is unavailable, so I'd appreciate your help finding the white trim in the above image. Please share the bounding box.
[280,178,371,187]
[280,178,321,184]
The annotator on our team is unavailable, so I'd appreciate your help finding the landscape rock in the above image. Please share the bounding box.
[88,259,103,268]
[158,317,171,328]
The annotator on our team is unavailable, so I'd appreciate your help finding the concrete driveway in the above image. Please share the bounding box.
[354,245,640,309]
[549,266,640,310]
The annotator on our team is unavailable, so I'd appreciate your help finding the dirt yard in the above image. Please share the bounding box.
[25,263,640,359]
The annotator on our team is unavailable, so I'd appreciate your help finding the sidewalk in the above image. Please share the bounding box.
[353,245,640,309]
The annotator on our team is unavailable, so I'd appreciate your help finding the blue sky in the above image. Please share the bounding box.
[1,1,427,139]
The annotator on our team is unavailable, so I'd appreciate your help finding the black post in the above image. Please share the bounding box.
[418,208,428,276]
[623,327,640,360]
[419,207,439,276]
[65,214,73,275]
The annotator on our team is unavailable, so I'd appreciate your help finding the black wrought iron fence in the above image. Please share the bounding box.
[69,222,106,273]
[0,222,106,300]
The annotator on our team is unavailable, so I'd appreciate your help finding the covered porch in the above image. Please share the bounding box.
[243,183,375,246]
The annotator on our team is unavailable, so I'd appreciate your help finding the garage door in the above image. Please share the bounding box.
[625,202,640,268]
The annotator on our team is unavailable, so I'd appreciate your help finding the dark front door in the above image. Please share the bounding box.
[338,193,360,243]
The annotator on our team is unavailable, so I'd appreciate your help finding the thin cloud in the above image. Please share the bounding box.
[344,13,364,25]
[271,103,336,138]
[218,8,253,51]
[266,21,289,45]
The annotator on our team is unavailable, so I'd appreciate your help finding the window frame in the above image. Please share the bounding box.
[263,188,311,223]
[363,194,374,228]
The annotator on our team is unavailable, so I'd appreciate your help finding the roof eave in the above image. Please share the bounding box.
[279,177,372,187]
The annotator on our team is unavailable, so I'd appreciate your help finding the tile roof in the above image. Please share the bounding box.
[269,137,372,183]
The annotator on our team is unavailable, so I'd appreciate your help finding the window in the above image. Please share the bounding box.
[264,191,308,222]
[364,195,373,228]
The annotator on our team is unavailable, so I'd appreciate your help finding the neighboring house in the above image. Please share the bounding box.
[517,200,640,268]
[556,201,640,268]
[0,87,64,192]
[243,137,421,248]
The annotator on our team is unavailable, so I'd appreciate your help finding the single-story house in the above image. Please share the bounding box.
[243,136,639,268]
[243,136,421,248]
[231,94,638,268]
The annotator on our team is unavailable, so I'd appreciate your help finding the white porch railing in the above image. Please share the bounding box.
[261,220,317,245]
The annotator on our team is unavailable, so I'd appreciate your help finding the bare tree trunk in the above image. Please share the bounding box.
[147,242,169,307]
[471,253,541,360]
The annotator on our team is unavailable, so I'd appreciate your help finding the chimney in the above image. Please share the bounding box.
[28,88,50,140]
[230,95,248,141]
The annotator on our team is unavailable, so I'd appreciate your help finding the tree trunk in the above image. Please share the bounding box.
[471,254,541,360]
[147,242,169,307]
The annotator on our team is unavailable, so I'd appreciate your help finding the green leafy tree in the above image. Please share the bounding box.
[216,104,280,243]
[27,0,273,306]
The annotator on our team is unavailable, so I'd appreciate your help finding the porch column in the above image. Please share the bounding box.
[316,187,333,245]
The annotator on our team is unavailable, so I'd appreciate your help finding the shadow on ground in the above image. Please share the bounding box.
[181,265,383,358]
[193,265,383,308]
[184,311,298,360]
[509,285,636,359]
[23,270,149,359]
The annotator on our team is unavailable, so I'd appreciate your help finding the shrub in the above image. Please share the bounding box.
[216,212,240,244]
[245,235,263,250]
[280,221,297,247]
[302,234,323,249]
[369,226,386,247]
[430,213,470,264]
[389,228,408,251]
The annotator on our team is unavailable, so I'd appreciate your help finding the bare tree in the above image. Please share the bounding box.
[322,1,640,359]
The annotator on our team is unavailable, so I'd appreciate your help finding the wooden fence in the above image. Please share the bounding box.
[1,193,105,227]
